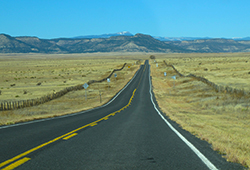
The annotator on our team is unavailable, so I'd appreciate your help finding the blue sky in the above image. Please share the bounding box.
[1,0,249,39]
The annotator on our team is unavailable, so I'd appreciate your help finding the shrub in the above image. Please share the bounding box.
[150,55,156,59]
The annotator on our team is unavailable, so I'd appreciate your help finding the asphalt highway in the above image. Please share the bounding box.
[0,60,245,170]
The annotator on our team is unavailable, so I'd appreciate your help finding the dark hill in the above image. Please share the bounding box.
[0,34,34,53]
[166,39,250,53]
[16,36,67,53]
[48,33,189,53]
[1,33,250,53]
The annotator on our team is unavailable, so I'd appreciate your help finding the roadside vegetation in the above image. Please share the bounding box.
[150,53,250,169]
[1,52,250,168]
[0,53,142,125]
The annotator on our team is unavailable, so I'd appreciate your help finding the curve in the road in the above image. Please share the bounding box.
[148,66,218,170]
[0,60,245,170]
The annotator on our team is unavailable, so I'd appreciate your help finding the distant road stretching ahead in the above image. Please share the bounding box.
[0,61,244,170]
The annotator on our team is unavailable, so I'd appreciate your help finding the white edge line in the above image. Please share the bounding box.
[148,64,218,170]
[0,65,141,130]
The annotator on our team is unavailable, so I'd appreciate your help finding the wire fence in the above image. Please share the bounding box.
[163,60,249,97]
[0,63,127,111]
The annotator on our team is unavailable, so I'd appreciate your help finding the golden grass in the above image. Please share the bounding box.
[0,53,146,125]
[2,52,250,168]
[0,53,142,101]
[150,53,250,169]
[161,53,250,91]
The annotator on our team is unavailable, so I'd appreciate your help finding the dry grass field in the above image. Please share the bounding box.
[150,53,250,168]
[0,53,147,125]
[1,52,250,168]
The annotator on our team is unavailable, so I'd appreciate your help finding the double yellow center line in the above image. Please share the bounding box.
[0,63,147,170]
[0,89,136,170]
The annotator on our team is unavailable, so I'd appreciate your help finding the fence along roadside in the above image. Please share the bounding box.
[163,60,249,97]
[0,63,127,111]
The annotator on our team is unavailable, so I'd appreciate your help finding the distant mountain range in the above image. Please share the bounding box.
[73,31,133,39]
[73,32,250,41]
[155,36,250,41]
[1,32,250,53]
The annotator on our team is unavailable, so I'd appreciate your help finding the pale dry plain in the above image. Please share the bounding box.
[1,52,250,168]
[0,53,147,125]
[150,52,250,169]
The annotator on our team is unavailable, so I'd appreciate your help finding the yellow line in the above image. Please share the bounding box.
[103,116,109,120]
[89,122,98,126]
[1,157,30,170]
[136,64,147,89]
[143,63,147,72]
[63,133,78,140]
[0,87,138,169]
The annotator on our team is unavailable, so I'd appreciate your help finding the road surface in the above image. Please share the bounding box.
[0,60,244,170]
